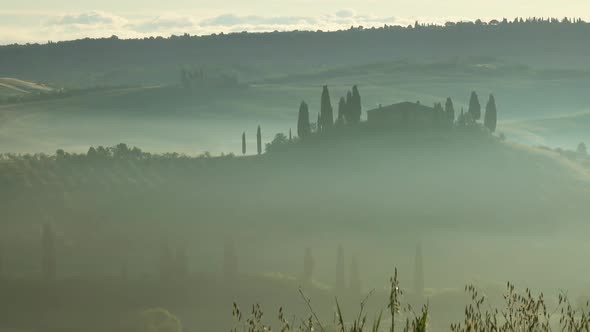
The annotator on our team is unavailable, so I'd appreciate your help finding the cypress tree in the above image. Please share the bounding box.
[289,129,292,142]
[433,102,444,128]
[344,91,353,124]
[297,101,311,139]
[337,97,346,126]
[445,97,455,126]
[41,223,56,282]
[351,85,362,123]
[320,85,333,130]
[335,245,345,292]
[484,94,497,132]
[413,244,424,299]
[256,126,262,155]
[241,132,246,155]
[468,91,481,121]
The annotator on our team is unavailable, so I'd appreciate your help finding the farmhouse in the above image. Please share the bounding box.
[366,102,435,128]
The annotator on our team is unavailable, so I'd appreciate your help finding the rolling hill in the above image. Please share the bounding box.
[0,59,589,154]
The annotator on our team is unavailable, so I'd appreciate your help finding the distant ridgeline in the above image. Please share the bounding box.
[1,17,590,86]
[258,86,498,154]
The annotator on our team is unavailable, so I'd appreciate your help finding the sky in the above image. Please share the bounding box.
[1,0,589,44]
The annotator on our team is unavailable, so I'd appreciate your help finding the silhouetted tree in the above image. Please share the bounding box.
[297,101,311,139]
[87,146,97,160]
[445,97,455,126]
[242,132,246,155]
[468,91,481,121]
[350,85,362,123]
[289,128,292,141]
[265,133,289,153]
[303,247,315,284]
[337,97,346,126]
[433,102,444,128]
[256,126,262,155]
[484,94,497,132]
[344,91,353,124]
[413,244,424,298]
[577,142,587,155]
[223,238,238,281]
[335,245,345,292]
[41,223,56,282]
[349,256,361,297]
[320,85,334,130]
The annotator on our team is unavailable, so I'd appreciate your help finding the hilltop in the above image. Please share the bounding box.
[2,19,590,88]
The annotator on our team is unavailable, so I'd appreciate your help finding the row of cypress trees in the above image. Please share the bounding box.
[298,85,362,139]
[241,126,263,155]
[434,92,497,132]
[466,91,497,132]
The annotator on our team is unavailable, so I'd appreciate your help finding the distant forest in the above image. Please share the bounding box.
[2,18,590,87]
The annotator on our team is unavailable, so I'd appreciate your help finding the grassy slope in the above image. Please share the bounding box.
[1,132,590,331]
[0,77,52,97]
[503,112,590,148]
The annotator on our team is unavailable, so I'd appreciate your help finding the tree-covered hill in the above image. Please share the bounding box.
[2,19,590,87]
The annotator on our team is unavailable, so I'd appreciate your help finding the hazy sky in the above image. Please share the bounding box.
[1,0,589,44]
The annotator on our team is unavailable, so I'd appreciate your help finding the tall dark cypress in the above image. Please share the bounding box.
[484,94,497,132]
[445,97,455,126]
[320,85,333,130]
[241,132,246,155]
[351,85,362,123]
[289,128,292,141]
[41,223,56,282]
[433,102,444,128]
[297,101,311,139]
[337,97,346,126]
[256,126,262,155]
[468,91,481,120]
[344,91,353,124]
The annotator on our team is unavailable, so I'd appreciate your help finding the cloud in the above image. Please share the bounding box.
[132,15,197,33]
[0,10,469,44]
[200,14,318,27]
[335,9,356,18]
